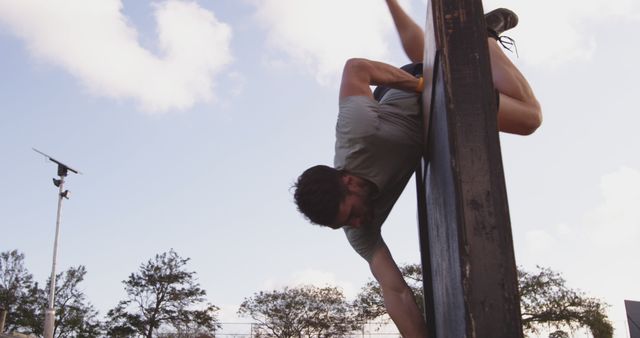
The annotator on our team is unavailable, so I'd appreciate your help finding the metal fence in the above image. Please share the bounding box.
[213,322,401,338]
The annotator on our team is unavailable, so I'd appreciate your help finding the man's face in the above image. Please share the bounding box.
[330,175,374,229]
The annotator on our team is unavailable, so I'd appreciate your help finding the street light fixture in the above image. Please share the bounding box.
[33,148,81,338]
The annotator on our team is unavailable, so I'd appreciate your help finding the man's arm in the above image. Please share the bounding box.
[339,58,421,99]
[369,243,429,337]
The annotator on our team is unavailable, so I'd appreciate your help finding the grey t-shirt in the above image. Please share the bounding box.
[334,89,423,261]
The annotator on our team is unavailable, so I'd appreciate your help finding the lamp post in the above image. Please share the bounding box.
[0,307,7,334]
[33,148,80,338]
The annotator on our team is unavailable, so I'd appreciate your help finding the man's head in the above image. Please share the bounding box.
[293,165,374,229]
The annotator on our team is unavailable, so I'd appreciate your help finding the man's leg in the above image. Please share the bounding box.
[385,2,542,135]
[485,9,542,135]
[385,0,425,63]
[490,40,542,135]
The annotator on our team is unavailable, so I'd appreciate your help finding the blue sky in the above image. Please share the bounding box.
[1,0,639,336]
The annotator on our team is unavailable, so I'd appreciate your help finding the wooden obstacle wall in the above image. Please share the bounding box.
[416,0,524,337]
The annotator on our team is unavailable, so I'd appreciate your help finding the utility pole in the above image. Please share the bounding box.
[33,148,81,338]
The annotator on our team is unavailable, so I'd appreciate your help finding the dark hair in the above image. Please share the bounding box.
[293,165,345,226]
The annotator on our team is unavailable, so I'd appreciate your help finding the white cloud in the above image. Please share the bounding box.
[253,0,640,78]
[522,166,640,336]
[485,0,640,66]
[0,0,233,113]
[253,0,403,86]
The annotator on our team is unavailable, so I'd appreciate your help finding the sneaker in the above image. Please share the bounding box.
[485,8,518,39]
[485,8,519,54]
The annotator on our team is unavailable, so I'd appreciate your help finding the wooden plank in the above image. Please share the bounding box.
[416,0,523,336]
[416,156,436,338]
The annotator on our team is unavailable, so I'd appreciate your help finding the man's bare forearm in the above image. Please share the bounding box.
[339,58,420,98]
[369,244,429,338]
[382,284,429,337]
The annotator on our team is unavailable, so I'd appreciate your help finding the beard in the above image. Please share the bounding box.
[354,183,375,225]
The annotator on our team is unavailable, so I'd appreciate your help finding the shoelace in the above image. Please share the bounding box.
[497,35,518,57]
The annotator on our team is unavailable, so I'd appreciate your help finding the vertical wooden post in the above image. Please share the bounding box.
[415,0,523,337]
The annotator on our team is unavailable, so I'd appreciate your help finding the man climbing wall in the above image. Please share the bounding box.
[293,1,541,336]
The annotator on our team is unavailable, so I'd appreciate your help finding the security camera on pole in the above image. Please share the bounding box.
[33,148,81,338]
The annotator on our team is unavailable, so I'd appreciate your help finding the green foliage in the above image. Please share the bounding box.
[0,250,101,337]
[238,285,361,337]
[548,330,569,338]
[43,266,102,338]
[106,249,220,338]
[519,266,613,338]
[353,263,424,323]
[352,279,385,322]
[354,263,613,338]
[0,250,42,334]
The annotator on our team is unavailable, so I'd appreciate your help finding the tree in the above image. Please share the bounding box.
[42,266,102,338]
[1,251,101,337]
[355,264,613,338]
[238,285,361,337]
[106,249,220,338]
[0,250,42,334]
[519,266,613,338]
